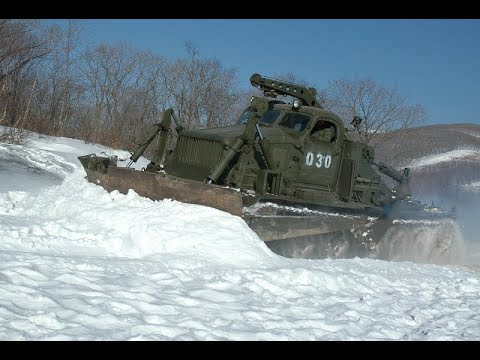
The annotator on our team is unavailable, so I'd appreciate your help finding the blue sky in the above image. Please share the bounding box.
[53,19,480,125]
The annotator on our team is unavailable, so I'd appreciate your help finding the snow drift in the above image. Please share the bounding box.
[0,131,479,340]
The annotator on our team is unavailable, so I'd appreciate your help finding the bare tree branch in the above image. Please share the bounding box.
[321,77,427,147]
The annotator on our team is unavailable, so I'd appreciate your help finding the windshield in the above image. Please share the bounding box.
[238,109,281,125]
[278,112,311,132]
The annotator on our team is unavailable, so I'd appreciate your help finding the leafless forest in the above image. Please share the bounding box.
[2,20,479,197]
[1,20,426,149]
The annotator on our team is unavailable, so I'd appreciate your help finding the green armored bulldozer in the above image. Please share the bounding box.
[79,73,463,263]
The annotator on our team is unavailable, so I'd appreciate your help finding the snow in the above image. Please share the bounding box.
[462,181,480,193]
[1,131,480,340]
[409,149,480,169]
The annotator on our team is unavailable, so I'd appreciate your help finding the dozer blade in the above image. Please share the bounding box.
[81,161,244,216]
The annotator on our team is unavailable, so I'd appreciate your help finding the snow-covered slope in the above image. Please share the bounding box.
[0,131,479,340]
[373,123,480,195]
[462,181,480,192]
[409,149,480,169]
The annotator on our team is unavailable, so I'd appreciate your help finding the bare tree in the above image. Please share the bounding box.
[320,77,426,147]
[43,20,84,135]
[0,20,49,81]
[0,20,53,127]
[78,42,168,148]
[23,20,87,136]
[160,42,243,129]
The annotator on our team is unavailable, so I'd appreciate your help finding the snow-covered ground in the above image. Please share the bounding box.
[1,131,480,340]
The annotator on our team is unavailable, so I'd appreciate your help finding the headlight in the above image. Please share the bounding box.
[293,99,302,110]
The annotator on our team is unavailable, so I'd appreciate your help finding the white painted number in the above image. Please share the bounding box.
[324,155,332,168]
[305,151,314,166]
[315,153,323,168]
[305,152,332,169]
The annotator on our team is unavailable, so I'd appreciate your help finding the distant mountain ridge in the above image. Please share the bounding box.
[375,123,480,198]
[376,123,480,164]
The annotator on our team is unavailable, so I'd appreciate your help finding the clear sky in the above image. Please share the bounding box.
[54,19,480,125]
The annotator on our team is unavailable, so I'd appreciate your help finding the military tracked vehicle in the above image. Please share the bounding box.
[79,73,462,263]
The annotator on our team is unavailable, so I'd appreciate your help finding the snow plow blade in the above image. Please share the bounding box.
[78,155,243,216]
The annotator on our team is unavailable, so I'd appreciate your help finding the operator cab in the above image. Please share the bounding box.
[237,100,337,141]
[238,107,311,132]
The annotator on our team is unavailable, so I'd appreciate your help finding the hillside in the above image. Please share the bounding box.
[376,123,480,162]
[375,123,480,196]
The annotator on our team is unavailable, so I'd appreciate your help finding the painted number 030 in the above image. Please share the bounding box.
[305,151,332,169]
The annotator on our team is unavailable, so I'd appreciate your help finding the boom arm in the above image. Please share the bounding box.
[250,73,323,108]
[127,108,178,169]
[374,162,412,199]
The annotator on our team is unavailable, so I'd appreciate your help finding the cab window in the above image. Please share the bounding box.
[278,113,311,132]
[310,120,336,143]
[238,109,281,125]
